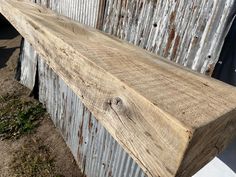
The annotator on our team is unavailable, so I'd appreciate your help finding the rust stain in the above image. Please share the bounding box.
[79,123,84,145]
[77,149,82,162]
[108,170,112,177]
[164,27,176,57]
[171,34,180,61]
[78,107,85,145]
[170,11,176,24]
[88,113,93,133]
[205,63,215,76]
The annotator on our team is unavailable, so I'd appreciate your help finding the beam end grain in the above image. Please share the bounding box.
[1,1,236,176]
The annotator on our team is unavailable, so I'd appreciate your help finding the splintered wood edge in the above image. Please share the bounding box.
[1,1,236,177]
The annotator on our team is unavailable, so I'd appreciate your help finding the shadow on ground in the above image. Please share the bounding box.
[0,24,20,69]
[0,46,19,69]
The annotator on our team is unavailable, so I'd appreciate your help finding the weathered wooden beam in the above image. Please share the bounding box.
[1,1,236,176]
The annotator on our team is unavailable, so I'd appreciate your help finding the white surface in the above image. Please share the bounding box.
[193,157,236,177]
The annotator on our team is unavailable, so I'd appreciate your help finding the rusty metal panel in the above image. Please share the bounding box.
[102,0,236,74]
[37,56,147,177]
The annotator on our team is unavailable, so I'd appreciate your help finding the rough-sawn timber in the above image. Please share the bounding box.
[1,1,236,176]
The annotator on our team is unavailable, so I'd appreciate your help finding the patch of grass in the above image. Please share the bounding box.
[0,94,65,177]
[12,138,64,177]
[0,93,19,103]
[0,96,45,140]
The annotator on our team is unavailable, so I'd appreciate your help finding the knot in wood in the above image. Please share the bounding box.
[111,97,123,108]
[103,97,125,113]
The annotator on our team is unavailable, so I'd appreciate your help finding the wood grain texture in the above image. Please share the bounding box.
[1,1,236,176]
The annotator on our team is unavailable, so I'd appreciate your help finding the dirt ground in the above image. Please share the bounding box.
[0,21,82,176]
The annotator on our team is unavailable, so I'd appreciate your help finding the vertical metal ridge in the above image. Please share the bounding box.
[19,41,37,90]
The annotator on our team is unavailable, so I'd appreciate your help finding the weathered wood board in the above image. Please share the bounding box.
[1,1,236,177]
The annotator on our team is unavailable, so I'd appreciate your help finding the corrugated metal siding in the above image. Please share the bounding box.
[35,0,102,28]
[102,0,236,74]
[37,56,147,177]
[18,40,37,90]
